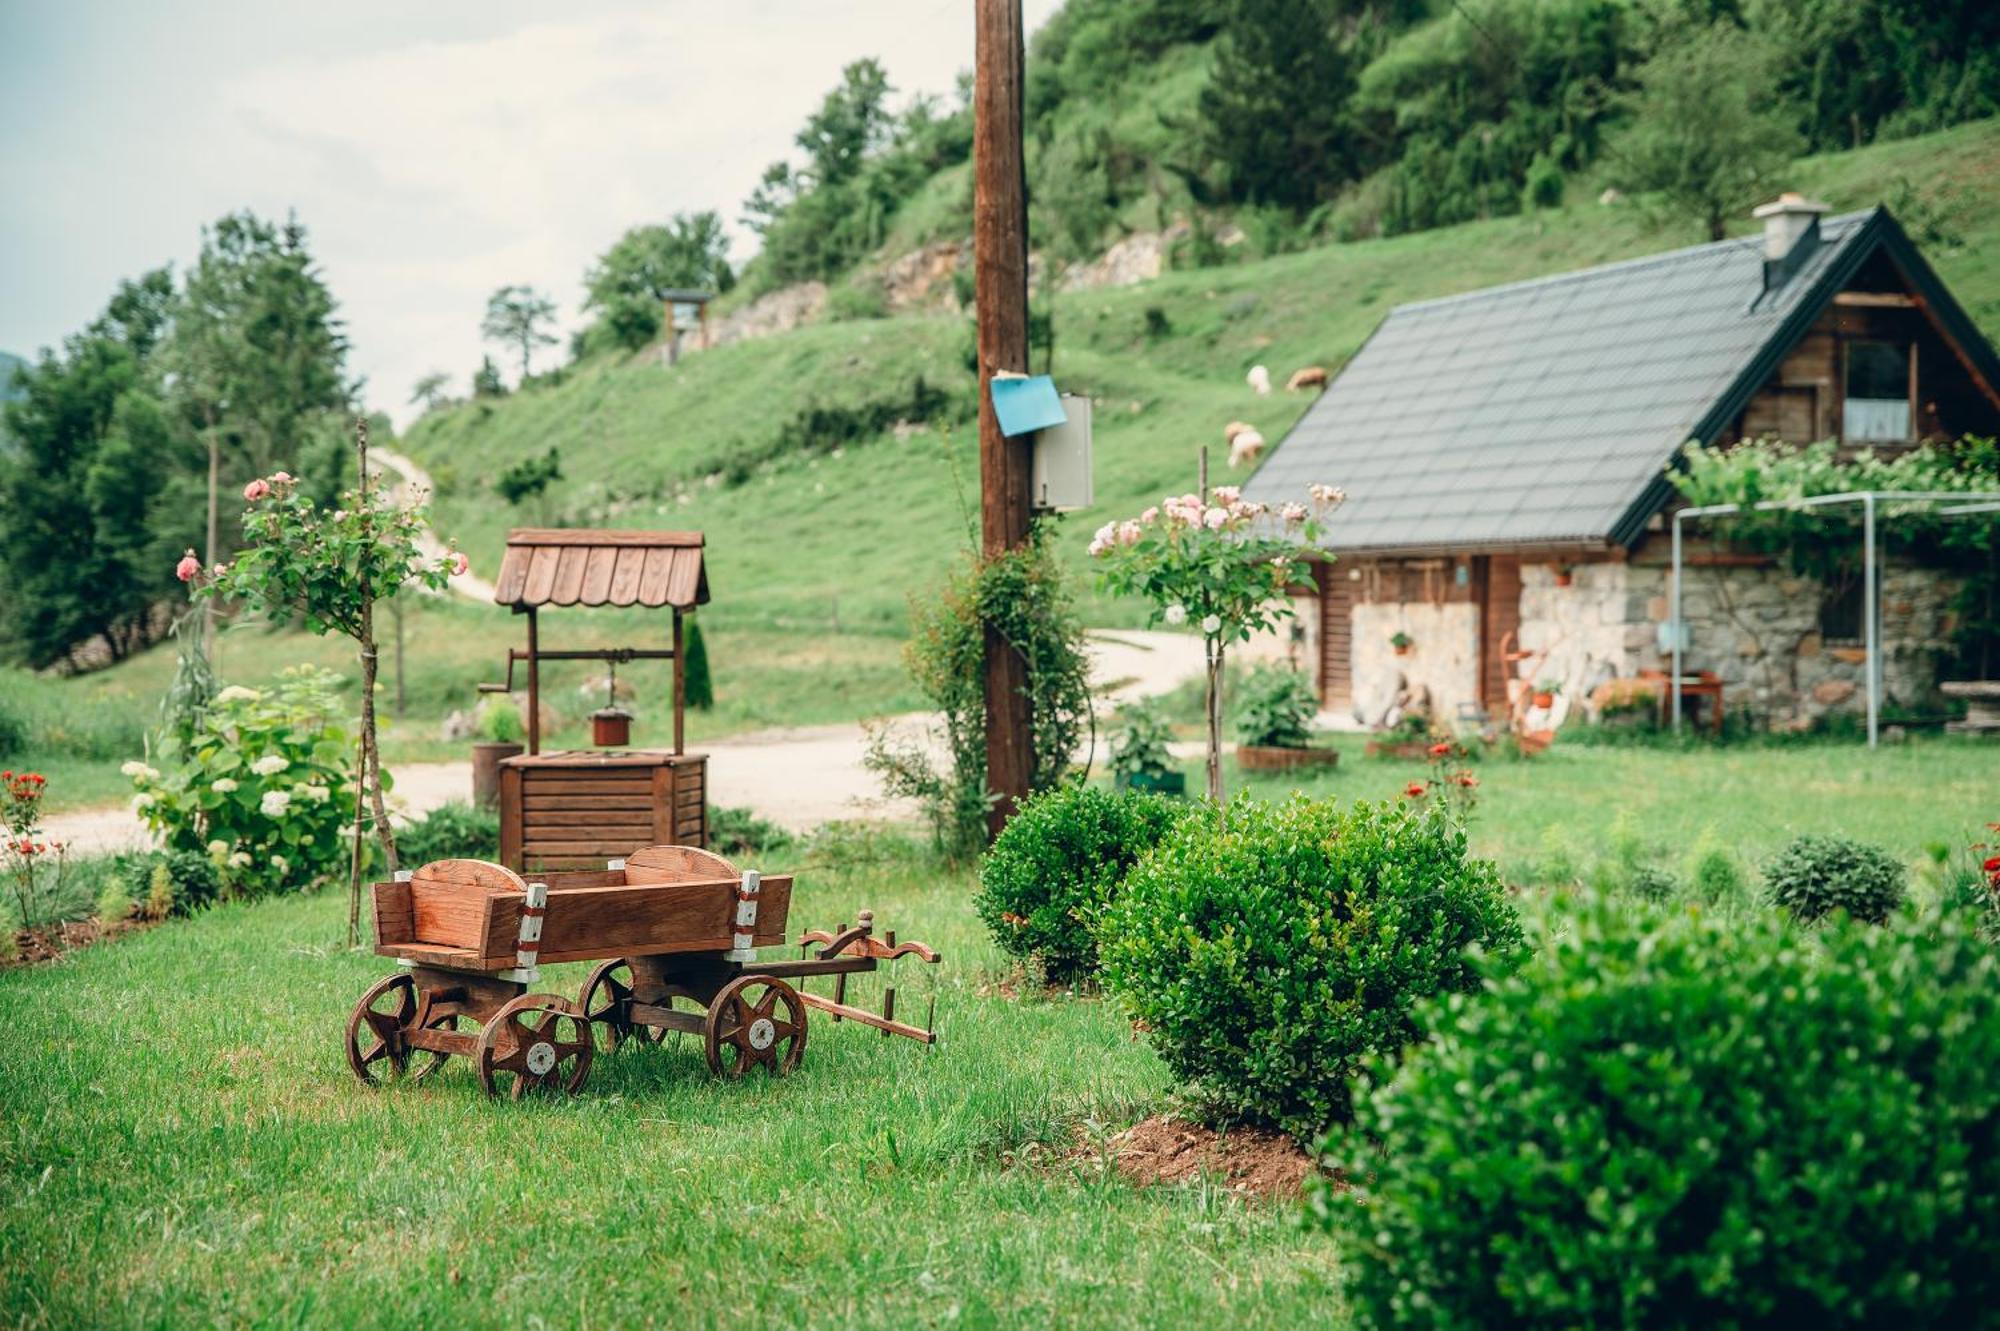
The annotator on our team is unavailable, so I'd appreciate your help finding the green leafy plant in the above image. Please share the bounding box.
[1388,630,1412,650]
[1312,902,2000,1327]
[1108,699,1176,782]
[1625,864,1679,902]
[1099,794,1522,1137]
[128,668,356,898]
[1683,825,1748,907]
[494,446,562,518]
[395,802,501,867]
[706,805,794,860]
[1092,484,1342,801]
[1765,833,1908,924]
[474,695,526,745]
[1234,663,1318,749]
[975,784,1185,985]
[94,882,134,927]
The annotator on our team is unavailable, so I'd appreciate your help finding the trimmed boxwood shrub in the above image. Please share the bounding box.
[1313,904,2000,1329]
[974,783,1185,984]
[1099,795,1521,1137]
[1766,833,1907,923]
[397,802,501,866]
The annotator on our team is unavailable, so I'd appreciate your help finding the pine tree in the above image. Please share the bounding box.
[1196,0,1360,212]
[683,618,714,711]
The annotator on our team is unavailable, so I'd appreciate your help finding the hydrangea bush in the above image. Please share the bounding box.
[129,668,356,896]
[1091,483,1341,801]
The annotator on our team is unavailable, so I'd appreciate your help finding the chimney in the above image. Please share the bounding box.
[1752,192,1829,290]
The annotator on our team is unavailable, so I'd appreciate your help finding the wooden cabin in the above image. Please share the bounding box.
[1244,197,2000,730]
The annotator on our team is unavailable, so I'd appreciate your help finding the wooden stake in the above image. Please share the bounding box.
[975,0,1034,840]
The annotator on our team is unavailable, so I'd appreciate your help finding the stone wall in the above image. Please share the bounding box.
[1350,600,1480,725]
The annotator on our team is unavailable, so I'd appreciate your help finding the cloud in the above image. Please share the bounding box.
[207,2,1059,422]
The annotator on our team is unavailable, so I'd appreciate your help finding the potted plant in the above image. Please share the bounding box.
[1390,630,1414,656]
[471,696,526,808]
[1109,699,1184,796]
[1553,564,1574,588]
[1531,680,1562,709]
[1235,664,1338,772]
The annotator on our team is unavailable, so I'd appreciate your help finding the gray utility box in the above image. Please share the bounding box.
[1031,393,1093,512]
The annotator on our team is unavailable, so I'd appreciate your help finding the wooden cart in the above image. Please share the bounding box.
[344,845,939,1098]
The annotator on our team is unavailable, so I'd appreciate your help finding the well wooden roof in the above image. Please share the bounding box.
[492,529,709,610]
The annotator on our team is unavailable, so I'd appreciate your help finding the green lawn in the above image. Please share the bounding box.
[4,739,1995,1326]
[0,840,1338,1329]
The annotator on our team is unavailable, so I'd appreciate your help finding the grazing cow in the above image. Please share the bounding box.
[1246,364,1272,396]
[1286,365,1329,392]
[1228,428,1266,468]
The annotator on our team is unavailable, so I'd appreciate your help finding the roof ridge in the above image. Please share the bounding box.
[1390,209,1875,318]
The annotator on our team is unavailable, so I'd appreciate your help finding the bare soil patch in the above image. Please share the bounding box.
[8,915,152,968]
[1089,1114,1320,1199]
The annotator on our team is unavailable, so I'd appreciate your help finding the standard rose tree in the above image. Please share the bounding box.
[178,419,466,944]
[1091,482,1343,803]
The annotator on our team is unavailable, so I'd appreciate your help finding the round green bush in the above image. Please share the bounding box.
[1314,905,2000,1328]
[974,783,1184,984]
[1099,795,1521,1137]
[1626,864,1678,902]
[1765,833,1907,923]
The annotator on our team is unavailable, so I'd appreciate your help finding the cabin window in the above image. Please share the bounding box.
[1844,340,1911,442]
[1819,572,1864,646]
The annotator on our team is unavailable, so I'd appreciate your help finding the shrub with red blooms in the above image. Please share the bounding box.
[2,770,67,930]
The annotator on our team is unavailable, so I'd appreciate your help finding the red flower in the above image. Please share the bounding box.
[1452,771,1479,788]
[1404,781,1427,798]
[1985,856,2000,875]
[1427,741,1453,758]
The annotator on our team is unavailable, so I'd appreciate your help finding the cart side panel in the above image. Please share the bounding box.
[372,879,414,949]
[411,883,502,950]
[528,874,793,964]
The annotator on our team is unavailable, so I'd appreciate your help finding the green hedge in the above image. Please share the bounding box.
[1315,904,2000,1328]
[1100,795,1520,1137]
[975,783,1185,984]
[1766,833,1907,924]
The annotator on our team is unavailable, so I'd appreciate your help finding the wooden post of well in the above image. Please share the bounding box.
[672,607,686,756]
[974,0,1034,840]
[525,607,541,756]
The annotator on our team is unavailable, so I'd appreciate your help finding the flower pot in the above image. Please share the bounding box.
[470,741,523,808]
[1117,770,1187,797]
[1236,744,1341,773]
[1531,691,1555,709]
[1392,644,1412,657]
[590,709,632,747]
[1554,573,1573,588]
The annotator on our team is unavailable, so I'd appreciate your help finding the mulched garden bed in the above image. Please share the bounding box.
[1081,1114,1322,1200]
[7,916,150,968]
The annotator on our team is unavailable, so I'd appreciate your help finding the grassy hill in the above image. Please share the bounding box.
[408,120,2000,633]
[16,120,2000,810]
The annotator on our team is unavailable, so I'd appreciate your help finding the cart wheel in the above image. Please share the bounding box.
[345,972,450,1087]
[704,975,808,1079]
[579,959,664,1052]
[476,994,594,1100]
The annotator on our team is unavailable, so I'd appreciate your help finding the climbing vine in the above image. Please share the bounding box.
[1672,437,2000,677]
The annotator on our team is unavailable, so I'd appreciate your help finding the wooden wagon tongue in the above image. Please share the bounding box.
[789,910,943,1045]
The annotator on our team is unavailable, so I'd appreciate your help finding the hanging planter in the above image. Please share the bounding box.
[591,707,633,747]
[1531,681,1561,710]
[1554,564,1574,588]
[1390,631,1414,657]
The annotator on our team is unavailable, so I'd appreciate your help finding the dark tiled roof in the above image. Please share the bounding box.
[1246,212,1877,552]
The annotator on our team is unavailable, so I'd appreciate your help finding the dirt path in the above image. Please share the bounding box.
[370,445,499,602]
[43,630,1216,851]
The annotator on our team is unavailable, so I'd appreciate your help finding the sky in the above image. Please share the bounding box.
[0,1,1062,425]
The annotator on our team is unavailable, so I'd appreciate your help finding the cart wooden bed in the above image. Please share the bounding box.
[344,845,938,1098]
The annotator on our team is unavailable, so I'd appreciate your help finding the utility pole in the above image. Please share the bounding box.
[974,0,1034,840]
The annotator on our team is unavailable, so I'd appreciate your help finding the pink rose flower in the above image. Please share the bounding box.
[1140,506,1159,525]
[243,478,271,502]
[175,551,201,583]
[270,471,294,485]
[1203,506,1230,530]
[450,551,470,576]
[1117,520,1142,546]
[1280,502,1309,524]
[1212,486,1241,505]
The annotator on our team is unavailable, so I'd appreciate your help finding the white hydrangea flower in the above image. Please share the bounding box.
[271,855,289,876]
[259,790,291,818]
[250,755,289,777]
[1201,614,1223,636]
[300,784,332,804]
[120,760,160,781]
[206,840,230,857]
[213,686,262,705]
[131,793,154,811]
[1163,604,1188,627]
[229,851,252,868]
[212,778,239,794]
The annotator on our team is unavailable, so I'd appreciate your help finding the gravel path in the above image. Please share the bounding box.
[44,630,1215,851]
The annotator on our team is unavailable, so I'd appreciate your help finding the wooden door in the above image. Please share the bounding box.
[1319,564,1353,708]
[1479,555,1521,713]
